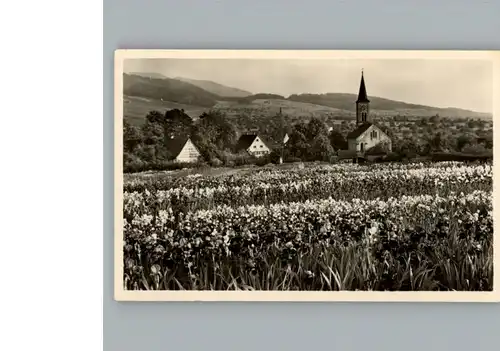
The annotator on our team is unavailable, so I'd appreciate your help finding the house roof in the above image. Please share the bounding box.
[165,136,190,157]
[347,122,373,140]
[235,134,258,151]
[237,133,273,150]
[356,71,370,103]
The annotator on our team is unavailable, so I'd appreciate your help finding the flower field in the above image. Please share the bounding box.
[123,161,493,291]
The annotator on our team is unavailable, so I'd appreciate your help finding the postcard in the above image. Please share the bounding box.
[114,50,499,301]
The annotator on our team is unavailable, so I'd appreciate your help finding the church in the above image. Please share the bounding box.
[345,71,392,157]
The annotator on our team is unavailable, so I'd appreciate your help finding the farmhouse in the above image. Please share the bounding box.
[165,136,201,163]
[236,133,271,157]
[346,71,392,156]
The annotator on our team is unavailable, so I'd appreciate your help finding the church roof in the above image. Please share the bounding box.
[347,122,373,139]
[356,72,370,103]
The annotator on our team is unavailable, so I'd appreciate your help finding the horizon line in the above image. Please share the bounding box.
[124,71,493,115]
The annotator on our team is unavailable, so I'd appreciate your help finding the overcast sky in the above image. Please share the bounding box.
[124,59,492,113]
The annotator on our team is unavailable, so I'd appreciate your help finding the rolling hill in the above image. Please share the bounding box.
[175,77,252,97]
[288,93,491,119]
[122,73,492,125]
[123,73,219,107]
[213,99,351,119]
[128,72,168,79]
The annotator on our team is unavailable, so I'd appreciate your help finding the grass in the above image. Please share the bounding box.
[124,227,493,291]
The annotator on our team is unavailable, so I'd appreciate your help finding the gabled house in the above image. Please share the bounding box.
[235,134,271,157]
[165,136,202,163]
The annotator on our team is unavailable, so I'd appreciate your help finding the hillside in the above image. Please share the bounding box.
[122,74,492,124]
[128,72,168,79]
[288,93,491,119]
[213,99,351,119]
[123,95,208,126]
[123,73,219,107]
[175,77,252,97]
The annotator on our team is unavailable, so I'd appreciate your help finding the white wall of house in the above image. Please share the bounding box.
[348,125,391,152]
[247,136,271,157]
[283,133,289,144]
[175,139,201,163]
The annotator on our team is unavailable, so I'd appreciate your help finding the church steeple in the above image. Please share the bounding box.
[356,70,370,125]
[356,70,370,103]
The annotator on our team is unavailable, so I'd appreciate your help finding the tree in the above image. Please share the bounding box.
[191,110,237,161]
[456,134,471,152]
[164,108,193,139]
[310,134,334,161]
[430,132,443,152]
[145,110,164,125]
[123,120,142,153]
[366,141,391,156]
[396,139,419,158]
[286,122,310,160]
[284,118,335,161]
[429,114,440,124]
[462,142,488,155]
[141,119,164,146]
[329,129,347,151]
[306,117,329,141]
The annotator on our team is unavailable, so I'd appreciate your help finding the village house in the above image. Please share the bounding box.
[283,133,289,145]
[165,136,202,163]
[345,71,392,159]
[235,133,271,157]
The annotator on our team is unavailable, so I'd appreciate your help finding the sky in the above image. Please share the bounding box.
[124,58,493,113]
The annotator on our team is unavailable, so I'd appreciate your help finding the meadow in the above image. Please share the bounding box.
[122,161,493,291]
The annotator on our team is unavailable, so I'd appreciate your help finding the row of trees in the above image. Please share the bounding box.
[124,109,239,171]
[123,109,352,171]
[380,126,493,159]
[123,108,492,172]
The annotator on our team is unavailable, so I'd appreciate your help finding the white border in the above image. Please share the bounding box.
[114,50,500,302]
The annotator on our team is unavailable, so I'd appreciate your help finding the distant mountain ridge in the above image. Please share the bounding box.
[123,73,219,107]
[122,73,491,120]
[174,77,252,97]
[128,72,168,79]
[287,93,491,118]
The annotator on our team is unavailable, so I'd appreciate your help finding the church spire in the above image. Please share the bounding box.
[356,70,370,103]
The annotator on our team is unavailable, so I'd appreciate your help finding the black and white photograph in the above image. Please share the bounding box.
[115,50,497,300]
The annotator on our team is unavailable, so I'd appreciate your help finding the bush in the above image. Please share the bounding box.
[285,156,303,163]
[123,160,147,173]
[232,153,257,167]
[123,160,208,173]
[269,149,282,164]
[384,152,405,162]
[209,157,223,167]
